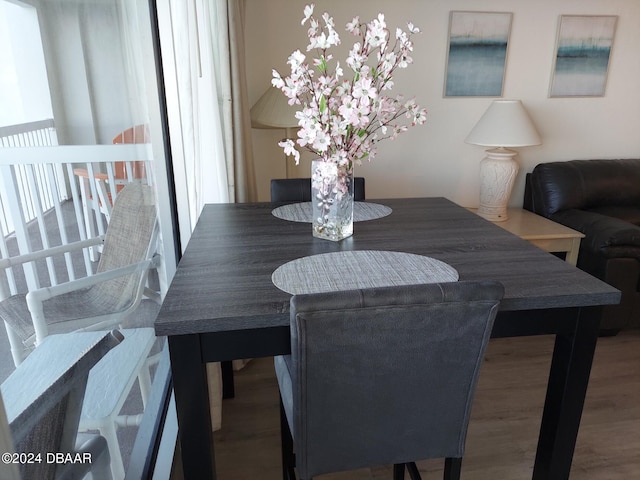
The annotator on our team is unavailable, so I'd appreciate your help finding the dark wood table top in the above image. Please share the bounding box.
[155,197,620,337]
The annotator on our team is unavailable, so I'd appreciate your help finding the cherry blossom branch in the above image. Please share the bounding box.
[272,4,427,168]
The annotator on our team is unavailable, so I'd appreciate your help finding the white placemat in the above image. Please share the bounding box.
[272,250,459,295]
[272,202,392,223]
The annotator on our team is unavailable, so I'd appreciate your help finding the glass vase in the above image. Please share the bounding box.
[311,159,354,241]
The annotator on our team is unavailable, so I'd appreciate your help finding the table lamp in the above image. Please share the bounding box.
[465,99,541,222]
[250,87,299,178]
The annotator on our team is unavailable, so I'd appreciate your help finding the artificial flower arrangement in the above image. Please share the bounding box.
[272,3,428,170]
[271,4,427,240]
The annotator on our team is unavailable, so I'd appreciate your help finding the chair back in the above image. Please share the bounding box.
[279,281,503,478]
[94,183,157,309]
[1,330,121,479]
[270,177,366,202]
[111,124,149,145]
[112,124,149,187]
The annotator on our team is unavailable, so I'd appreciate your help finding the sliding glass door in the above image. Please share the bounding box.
[0,0,179,477]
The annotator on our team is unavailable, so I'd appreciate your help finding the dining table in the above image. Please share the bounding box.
[154,197,620,480]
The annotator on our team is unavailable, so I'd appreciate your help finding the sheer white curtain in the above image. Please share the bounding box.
[156,0,256,431]
[157,0,256,247]
[117,0,151,129]
[161,0,230,236]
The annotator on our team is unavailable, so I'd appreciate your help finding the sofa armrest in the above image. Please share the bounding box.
[551,209,640,258]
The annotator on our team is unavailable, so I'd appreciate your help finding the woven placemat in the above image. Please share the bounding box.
[272,202,392,223]
[272,250,459,295]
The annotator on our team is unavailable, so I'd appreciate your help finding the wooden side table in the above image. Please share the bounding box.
[470,208,584,265]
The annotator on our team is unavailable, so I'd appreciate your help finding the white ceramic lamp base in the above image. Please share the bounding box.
[477,148,519,222]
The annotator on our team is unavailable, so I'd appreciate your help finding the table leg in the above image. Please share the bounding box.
[169,334,216,479]
[565,238,581,266]
[533,306,601,480]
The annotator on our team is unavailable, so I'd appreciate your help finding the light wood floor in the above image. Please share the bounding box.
[172,330,640,479]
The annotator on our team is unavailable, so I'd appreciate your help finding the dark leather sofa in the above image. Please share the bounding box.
[524,159,640,333]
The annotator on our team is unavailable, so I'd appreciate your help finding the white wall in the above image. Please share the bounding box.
[37,0,135,145]
[0,1,53,127]
[245,0,640,205]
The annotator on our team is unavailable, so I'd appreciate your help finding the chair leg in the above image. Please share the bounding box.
[137,361,152,408]
[407,462,422,480]
[443,458,462,480]
[78,178,100,262]
[4,321,29,367]
[280,398,296,480]
[221,360,235,398]
[100,422,125,480]
[393,463,406,480]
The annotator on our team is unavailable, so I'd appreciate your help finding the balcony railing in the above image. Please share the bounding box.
[0,120,153,298]
[0,120,66,236]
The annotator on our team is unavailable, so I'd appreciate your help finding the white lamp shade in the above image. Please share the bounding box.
[465,100,541,148]
[250,87,299,129]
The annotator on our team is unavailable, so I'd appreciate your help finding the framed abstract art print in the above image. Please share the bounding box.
[444,11,513,97]
[549,15,618,97]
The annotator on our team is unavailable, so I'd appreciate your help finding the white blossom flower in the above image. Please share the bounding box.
[381,79,394,90]
[287,50,306,70]
[278,139,300,164]
[404,98,417,114]
[271,70,284,89]
[335,62,343,78]
[365,14,387,48]
[301,4,314,25]
[413,108,428,125]
[352,77,377,105]
[380,51,397,76]
[307,18,319,37]
[272,5,427,176]
[322,12,334,29]
[312,129,330,152]
[398,53,412,69]
[338,96,356,121]
[346,16,360,34]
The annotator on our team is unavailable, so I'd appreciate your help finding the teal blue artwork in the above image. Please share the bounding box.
[550,16,617,97]
[444,11,512,97]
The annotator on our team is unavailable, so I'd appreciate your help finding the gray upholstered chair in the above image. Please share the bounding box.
[1,330,122,480]
[270,177,366,202]
[274,281,503,480]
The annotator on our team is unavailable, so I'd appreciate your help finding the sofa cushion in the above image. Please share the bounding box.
[551,208,640,253]
[586,206,640,227]
[530,159,640,217]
